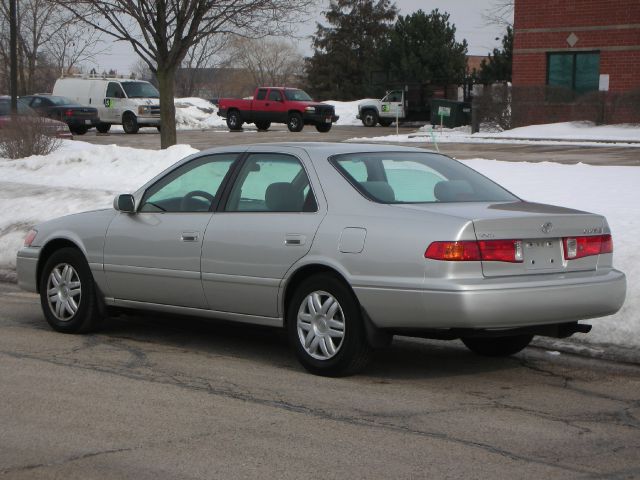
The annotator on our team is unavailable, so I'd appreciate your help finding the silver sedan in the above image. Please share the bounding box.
[16,143,626,376]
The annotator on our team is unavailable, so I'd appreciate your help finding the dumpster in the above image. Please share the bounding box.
[430,99,471,128]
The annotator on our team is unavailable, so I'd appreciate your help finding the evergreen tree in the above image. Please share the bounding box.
[478,26,513,84]
[385,9,468,86]
[306,0,397,100]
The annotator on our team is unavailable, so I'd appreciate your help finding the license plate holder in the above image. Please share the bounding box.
[523,238,563,271]
[85,119,92,125]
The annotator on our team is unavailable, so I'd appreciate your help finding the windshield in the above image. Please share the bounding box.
[121,81,159,98]
[331,152,518,204]
[283,89,313,101]
[0,98,34,116]
[48,96,76,106]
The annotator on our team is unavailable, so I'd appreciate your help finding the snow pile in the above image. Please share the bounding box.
[488,122,640,142]
[325,100,366,126]
[174,97,227,130]
[0,141,638,349]
[351,121,640,147]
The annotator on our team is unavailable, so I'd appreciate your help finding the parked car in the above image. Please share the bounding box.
[0,96,73,139]
[53,76,160,134]
[16,143,626,376]
[217,87,339,132]
[21,94,99,135]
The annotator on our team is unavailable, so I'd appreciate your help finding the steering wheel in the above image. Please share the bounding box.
[180,190,215,211]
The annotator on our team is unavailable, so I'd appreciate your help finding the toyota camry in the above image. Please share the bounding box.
[16,143,626,376]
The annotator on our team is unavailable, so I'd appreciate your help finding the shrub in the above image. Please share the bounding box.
[0,115,63,159]
[473,83,511,132]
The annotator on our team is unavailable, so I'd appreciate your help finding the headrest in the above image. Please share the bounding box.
[434,180,474,202]
[361,181,395,202]
[265,182,303,211]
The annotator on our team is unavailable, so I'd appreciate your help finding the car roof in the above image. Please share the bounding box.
[199,142,437,157]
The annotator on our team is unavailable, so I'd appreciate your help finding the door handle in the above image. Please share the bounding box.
[284,234,306,246]
[181,231,199,242]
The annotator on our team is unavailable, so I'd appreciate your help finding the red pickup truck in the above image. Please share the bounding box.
[217,87,339,132]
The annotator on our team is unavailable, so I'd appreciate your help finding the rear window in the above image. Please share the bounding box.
[331,152,518,203]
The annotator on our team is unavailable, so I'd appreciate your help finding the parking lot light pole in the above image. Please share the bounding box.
[10,0,18,115]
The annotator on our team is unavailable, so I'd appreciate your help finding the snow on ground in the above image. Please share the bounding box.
[350,121,640,147]
[0,141,637,349]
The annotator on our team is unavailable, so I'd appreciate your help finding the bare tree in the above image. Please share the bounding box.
[0,1,104,93]
[227,36,304,87]
[178,34,229,97]
[55,0,314,148]
[482,1,514,28]
[0,0,58,93]
[46,13,105,75]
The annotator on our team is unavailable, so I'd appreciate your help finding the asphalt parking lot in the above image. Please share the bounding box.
[79,124,640,166]
[1,283,640,479]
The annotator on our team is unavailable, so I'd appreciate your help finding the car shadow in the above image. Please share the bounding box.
[97,311,518,380]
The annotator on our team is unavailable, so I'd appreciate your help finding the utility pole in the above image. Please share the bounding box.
[9,0,18,114]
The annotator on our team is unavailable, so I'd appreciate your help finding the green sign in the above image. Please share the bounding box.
[381,105,389,112]
[438,106,451,117]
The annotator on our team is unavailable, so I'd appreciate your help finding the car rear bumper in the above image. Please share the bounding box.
[16,247,41,293]
[354,269,627,330]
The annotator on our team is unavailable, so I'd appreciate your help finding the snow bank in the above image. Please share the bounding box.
[325,100,365,126]
[0,141,637,349]
[351,121,640,147]
[174,97,227,130]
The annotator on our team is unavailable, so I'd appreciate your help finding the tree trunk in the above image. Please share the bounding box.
[156,67,177,149]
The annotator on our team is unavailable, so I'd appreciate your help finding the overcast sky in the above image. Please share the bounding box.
[93,0,509,74]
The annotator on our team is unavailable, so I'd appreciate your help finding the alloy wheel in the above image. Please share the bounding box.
[46,263,82,321]
[297,290,345,360]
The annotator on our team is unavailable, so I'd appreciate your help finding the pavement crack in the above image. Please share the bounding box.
[0,349,598,476]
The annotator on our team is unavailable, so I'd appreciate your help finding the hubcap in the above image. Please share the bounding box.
[47,263,81,321]
[297,290,345,360]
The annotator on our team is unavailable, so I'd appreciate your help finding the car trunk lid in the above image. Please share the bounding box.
[394,201,606,277]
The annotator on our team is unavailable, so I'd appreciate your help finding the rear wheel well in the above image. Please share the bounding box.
[283,265,354,326]
[36,239,83,293]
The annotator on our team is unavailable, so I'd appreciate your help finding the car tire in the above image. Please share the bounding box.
[361,110,378,127]
[287,273,372,376]
[255,121,271,131]
[39,247,102,334]
[315,123,332,133]
[287,112,304,132]
[462,334,533,357]
[226,110,243,131]
[378,119,393,127]
[96,123,111,133]
[122,112,140,134]
[71,126,89,135]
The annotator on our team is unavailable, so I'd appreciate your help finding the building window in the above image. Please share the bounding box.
[547,52,600,95]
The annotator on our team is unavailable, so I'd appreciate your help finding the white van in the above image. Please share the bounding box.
[53,76,161,134]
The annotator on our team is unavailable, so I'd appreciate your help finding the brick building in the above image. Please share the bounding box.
[512,0,640,126]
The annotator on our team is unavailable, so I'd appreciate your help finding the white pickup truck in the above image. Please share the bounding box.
[356,90,405,127]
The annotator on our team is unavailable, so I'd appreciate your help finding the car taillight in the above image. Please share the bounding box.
[478,240,523,263]
[425,239,523,263]
[64,109,74,117]
[24,229,37,247]
[425,241,481,261]
[563,234,612,260]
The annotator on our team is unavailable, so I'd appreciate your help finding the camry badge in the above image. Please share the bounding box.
[541,222,553,234]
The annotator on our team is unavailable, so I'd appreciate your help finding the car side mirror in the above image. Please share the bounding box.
[114,194,136,213]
